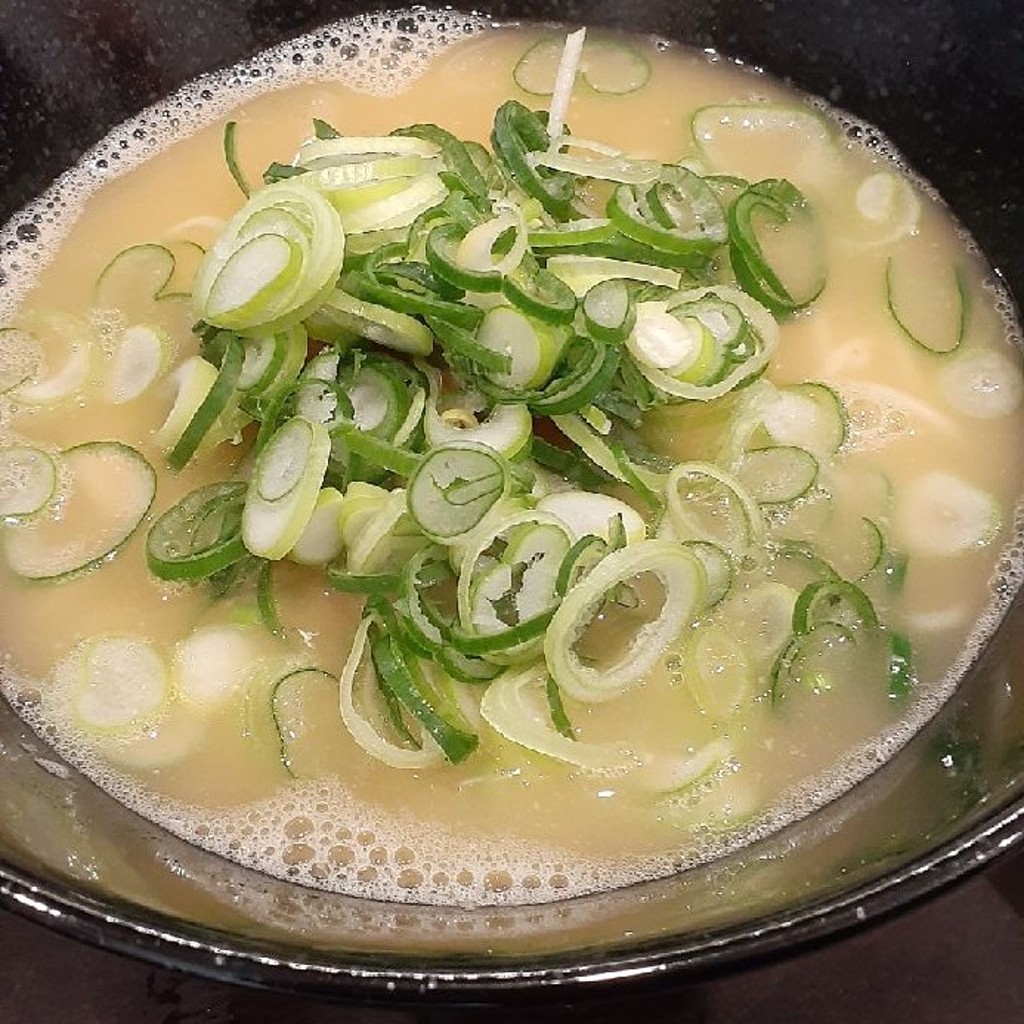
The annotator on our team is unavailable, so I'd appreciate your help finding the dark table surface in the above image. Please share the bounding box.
[3,849,1024,1023]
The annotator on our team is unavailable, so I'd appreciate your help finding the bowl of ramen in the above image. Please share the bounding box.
[2,0,1024,1002]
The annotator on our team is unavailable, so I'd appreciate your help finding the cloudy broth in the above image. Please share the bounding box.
[1,15,1023,906]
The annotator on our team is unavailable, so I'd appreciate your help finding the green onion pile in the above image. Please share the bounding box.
[139,38,915,771]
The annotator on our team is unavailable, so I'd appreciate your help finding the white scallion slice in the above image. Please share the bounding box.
[174,624,261,710]
[895,471,1001,556]
[680,539,733,609]
[288,486,346,565]
[296,135,440,167]
[71,637,171,732]
[456,509,571,640]
[475,305,567,389]
[344,487,424,575]
[634,285,779,402]
[537,489,646,544]
[550,412,628,482]
[246,325,309,397]
[683,622,755,718]
[308,154,434,191]
[939,347,1024,419]
[105,324,172,404]
[531,150,660,185]
[843,170,921,246]
[885,251,967,355]
[730,380,847,458]
[9,312,93,406]
[3,441,155,581]
[456,208,528,277]
[627,304,714,377]
[341,173,448,234]
[0,445,58,519]
[193,179,345,332]
[153,356,219,451]
[423,369,533,458]
[547,255,681,297]
[243,416,332,559]
[305,288,432,356]
[721,581,797,671]
[480,665,633,771]
[545,539,704,702]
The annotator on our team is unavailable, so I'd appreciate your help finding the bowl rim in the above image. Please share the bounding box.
[2,790,1023,1003]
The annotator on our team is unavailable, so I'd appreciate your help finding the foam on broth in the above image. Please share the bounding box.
[2,14,1024,907]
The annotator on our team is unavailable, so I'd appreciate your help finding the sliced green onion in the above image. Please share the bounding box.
[886,255,968,355]
[792,578,880,634]
[256,559,285,636]
[369,625,478,763]
[270,667,341,777]
[547,254,680,296]
[582,278,636,344]
[536,489,646,544]
[894,471,1000,556]
[664,460,765,564]
[326,565,401,595]
[168,335,244,470]
[193,179,346,332]
[4,442,155,582]
[632,285,778,401]
[393,122,490,198]
[71,637,171,733]
[339,617,442,769]
[422,368,533,459]
[147,480,247,581]
[502,258,578,325]
[728,178,826,317]
[491,100,576,219]
[545,539,704,702]
[306,288,433,356]
[0,445,58,519]
[474,305,568,389]
[481,665,634,770]
[242,415,332,559]
[407,442,510,541]
[222,120,251,198]
[734,445,820,506]
[513,33,651,97]
[106,324,173,404]
[608,165,726,255]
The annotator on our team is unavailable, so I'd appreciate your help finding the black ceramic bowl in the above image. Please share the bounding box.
[2,0,1024,1005]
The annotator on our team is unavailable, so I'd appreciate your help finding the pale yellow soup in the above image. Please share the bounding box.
[1,15,1023,906]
